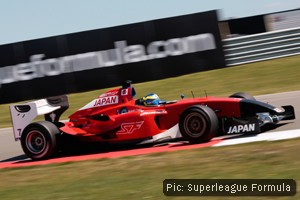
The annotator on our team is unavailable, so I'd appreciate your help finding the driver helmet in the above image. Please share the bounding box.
[141,93,160,106]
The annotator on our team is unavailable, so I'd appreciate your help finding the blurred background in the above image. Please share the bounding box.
[0,1,300,103]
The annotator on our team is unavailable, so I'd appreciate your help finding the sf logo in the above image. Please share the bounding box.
[118,121,144,134]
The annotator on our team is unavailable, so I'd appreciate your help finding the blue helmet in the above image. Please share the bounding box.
[141,93,160,106]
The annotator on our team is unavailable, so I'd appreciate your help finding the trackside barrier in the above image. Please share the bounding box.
[223,27,300,66]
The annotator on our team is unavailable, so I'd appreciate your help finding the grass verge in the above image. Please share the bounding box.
[0,138,299,200]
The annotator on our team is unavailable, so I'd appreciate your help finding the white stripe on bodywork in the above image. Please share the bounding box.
[213,129,300,147]
[138,124,182,144]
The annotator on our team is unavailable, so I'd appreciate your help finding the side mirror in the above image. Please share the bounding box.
[180,94,185,99]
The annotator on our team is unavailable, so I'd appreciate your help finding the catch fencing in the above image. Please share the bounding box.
[223,27,300,66]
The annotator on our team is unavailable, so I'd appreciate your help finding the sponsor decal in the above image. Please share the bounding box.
[274,107,284,113]
[140,110,167,116]
[99,91,118,97]
[34,99,48,107]
[118,121,144,134]
[49,112,56,122]
[227,124,256,134]
[0,33,216,86]
[93,96,118,107]
[121,89,128,96]
[118,108,141,114]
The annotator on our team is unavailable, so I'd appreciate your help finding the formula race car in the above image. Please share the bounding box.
[10,81,295,160]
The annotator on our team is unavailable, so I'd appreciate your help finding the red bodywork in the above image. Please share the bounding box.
[60,87,242,142]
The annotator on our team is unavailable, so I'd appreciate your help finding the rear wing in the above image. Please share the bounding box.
[9,95,69,141]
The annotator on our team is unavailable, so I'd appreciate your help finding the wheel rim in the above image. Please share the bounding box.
[183,112,206,138]
[25,130,47,154]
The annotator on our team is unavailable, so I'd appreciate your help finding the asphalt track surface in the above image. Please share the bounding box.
[0,91,299,168]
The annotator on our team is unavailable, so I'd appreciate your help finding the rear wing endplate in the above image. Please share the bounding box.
[9,95,69,141]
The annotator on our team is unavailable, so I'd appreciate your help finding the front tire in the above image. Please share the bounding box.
[179,105,218,143]
[21,121,60,160]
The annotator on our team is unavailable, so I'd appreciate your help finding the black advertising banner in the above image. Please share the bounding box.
[228,15,266,35]
[0,10,225,103]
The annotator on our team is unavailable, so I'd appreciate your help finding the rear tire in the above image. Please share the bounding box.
[21,121,60,160]
[179,105,218,143]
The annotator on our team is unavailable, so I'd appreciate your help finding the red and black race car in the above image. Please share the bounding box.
[10,81,295,160]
